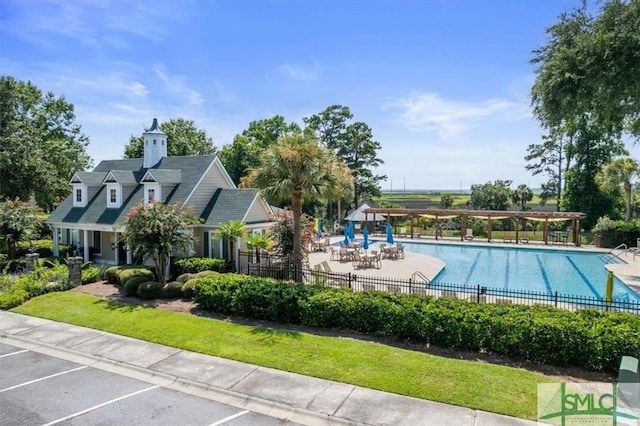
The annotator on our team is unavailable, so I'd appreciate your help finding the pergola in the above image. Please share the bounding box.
[362,208,587,247]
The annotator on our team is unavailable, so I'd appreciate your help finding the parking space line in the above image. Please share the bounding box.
[208,410,250,426]
[0,349,29,358]
[41,385,159,426]
[0,366,87,393]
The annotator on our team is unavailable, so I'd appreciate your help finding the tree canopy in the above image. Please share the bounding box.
[304,105,386,208]
[529,0,639,228]
[469,180,513,210]
[0,76,91,211]
[123,118,216,159]
[218,116,300,185]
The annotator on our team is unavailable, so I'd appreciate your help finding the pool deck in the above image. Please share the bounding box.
[307,236,640,297]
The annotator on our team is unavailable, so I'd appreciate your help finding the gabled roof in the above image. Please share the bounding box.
[201,188,262,226]
[103,170,139,185]
[70,171,107,185]
[141,169,182,184]
[48,155,217,227]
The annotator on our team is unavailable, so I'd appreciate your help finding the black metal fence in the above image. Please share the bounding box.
[237,251,640,315]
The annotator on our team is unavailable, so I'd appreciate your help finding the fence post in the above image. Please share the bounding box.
[348,273,352,289]
[477,285,480,303]
[408,278,412,292]
[554,291,558,307]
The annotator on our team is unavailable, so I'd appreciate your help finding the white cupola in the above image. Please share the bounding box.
[143,118,167,168]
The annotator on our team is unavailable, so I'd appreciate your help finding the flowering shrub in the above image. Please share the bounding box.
[268,209,314,258]
[117,201,201,284]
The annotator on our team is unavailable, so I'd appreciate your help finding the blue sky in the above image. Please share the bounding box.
[2,0,638,190]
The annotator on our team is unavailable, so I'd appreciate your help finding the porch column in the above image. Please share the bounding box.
[113,233,119,265]
[83,229,89,261]
[126,245,132,264]
[52,227,59,257]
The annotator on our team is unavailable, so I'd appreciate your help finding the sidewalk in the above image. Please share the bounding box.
[0,311,537,426]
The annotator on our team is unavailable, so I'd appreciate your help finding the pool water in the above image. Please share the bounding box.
[399,242,640,301]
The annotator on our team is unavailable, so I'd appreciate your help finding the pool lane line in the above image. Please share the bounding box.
[535,254,553,294]
[504,252,510,290]
[566,256,601,299]
[464,252,482,286]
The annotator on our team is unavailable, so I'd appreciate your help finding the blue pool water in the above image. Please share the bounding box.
[396,242,640,301]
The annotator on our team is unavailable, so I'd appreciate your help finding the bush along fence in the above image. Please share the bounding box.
[237,251,640,315]
[191,272,640,373]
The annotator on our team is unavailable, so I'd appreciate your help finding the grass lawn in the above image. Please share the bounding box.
[12,292,556,420]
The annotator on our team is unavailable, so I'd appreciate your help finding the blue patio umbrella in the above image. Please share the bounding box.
[348,221,355,240]
[362,227,369,252]
[386,223,394,245]
[343,225,349,246]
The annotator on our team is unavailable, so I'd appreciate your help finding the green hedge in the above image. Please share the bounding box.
[15,240,73,258]
[137,281,163,299]
[104,265,155,285]
[192,276,639,372]
[172,256,230,276]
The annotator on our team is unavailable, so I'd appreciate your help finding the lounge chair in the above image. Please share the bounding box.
[464,228,474,241]
[503,231,512,243]
[329,246,340,261]
[396,243,405,259]
[519,231,529,244]
[351,250,364,269]
[399,227,407,237]
[441,290,458,299]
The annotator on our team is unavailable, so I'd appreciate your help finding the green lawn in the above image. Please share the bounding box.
[12,292,556,420]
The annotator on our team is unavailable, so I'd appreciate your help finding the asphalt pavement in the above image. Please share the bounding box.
[0,311,538,426]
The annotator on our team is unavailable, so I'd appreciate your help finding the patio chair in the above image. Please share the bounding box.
[352,250,364,269]
[329,246,340,261]
[396,243,405,259]
[519,231,529,244]
[339,248,350,262]
[503,231,512,243]
[464,229,474,241]
[321,238,331,252]
[399,227,407,237]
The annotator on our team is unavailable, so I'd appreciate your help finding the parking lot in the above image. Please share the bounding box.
[0,342,298,426]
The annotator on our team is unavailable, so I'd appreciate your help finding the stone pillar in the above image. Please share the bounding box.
[25,253,40,272]
[68,256,83,287]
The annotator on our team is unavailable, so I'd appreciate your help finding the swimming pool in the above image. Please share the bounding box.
[399,242,640,302]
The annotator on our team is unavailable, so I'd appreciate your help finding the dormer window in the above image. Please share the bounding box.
[153,139,157,145]
[144,183,161,205]
[106,183,122,208]
[72,184,87,207]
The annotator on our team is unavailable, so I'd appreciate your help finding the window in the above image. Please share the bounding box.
[76,189,82,203]
[148,188,155,202]
[153,139,157,145]
[110,188,117,203]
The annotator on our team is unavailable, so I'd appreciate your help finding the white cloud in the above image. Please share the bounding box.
[154,66,204,105]
[276,62,320,81]
[383,92,517,138]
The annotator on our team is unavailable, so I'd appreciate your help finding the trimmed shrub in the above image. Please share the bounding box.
[123,276,150,296]
[173,256,230,275]
[163,281,183,299]
[175,273,193,284]
[117,267,154,285]
[0,288,29,310]
[137,281,162,299]
[192,274,252,314]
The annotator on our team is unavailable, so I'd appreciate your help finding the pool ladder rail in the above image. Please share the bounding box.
[411,271,430,284]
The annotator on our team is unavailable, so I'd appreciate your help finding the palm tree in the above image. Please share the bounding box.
[241,133,340,276]
[246,233,272,263]
[511,184,533,211]
[212,220,247,269]
[596,157,640,221]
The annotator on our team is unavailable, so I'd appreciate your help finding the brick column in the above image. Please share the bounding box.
[68,256,83,287]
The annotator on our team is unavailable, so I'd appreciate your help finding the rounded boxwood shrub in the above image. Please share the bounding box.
[117,267,154,286]
[163,281,183,299]
[137,281,162,299]
[123,276,150,296]
[175,273,193,284]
